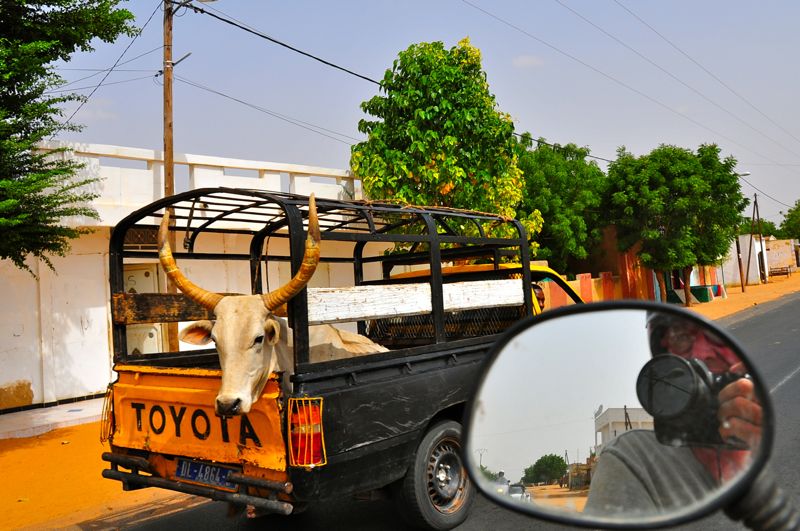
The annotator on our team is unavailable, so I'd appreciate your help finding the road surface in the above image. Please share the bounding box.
[74,293,800,530]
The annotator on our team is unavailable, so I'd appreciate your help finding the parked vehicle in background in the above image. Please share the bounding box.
[509,483,531,503]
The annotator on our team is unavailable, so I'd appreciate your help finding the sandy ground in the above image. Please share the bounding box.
[530,484,588,512]
[0,423,195,530]
[3,273,800,529]
[687,272,800,321]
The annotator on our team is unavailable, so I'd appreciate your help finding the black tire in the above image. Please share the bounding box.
[395,420,475,530]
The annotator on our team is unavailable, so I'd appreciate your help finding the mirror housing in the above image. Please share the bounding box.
[463,301,773,528]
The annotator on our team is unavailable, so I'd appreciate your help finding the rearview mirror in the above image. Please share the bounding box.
[463,302,773,528]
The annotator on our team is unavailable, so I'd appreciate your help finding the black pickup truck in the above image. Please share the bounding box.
[101,189,583,530]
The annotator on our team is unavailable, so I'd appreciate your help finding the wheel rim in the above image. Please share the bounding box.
[425,434,469,514]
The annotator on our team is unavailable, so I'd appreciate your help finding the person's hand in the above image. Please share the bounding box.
[717,375,762,451]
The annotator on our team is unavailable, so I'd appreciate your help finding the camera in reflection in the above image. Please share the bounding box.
[636,354,747,449]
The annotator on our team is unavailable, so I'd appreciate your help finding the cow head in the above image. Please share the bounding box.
[157,196,320,416]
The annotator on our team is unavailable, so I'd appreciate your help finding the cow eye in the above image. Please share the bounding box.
[253,335,264,347]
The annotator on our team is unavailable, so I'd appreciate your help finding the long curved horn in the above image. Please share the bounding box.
[262,194,321,311]
[158,209,224,310]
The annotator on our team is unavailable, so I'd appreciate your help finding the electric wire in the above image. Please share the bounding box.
[174,75,360,145]
[738,176,793,209]
[54,46,164,90]
[462,0,800,210]
[179,2,616,163]
[614,0,800,149]
[45,74,158,94]
[554,0,800,161]
[513,132,615,164]
[459,0,795,168]
[177,1,381,86]
[57,1,161,132]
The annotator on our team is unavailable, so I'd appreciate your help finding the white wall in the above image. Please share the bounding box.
[720,235,769,287]
[0,230,112,408]
[2,143,363,408]
[0,259,42,409]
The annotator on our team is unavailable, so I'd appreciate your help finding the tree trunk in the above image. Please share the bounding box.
[655,270,668,303]
[682,266,693,307]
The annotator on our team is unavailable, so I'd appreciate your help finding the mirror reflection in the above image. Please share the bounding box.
[466,309,763,521]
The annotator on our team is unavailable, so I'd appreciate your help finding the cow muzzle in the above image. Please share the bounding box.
[216,396,245,417]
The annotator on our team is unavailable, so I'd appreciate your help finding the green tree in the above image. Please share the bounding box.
[780,200,800,240]
[350,38,542,241]
[479,464,499,482]
[737,216,781,238]
[605,144,747,306]
[693,145,748,272]
[523,454,567,485]
[604,145,702,305]
[515,134,605,273]
[0,1,136,273]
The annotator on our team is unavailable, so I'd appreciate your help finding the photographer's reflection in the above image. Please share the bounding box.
[585,312,762,516]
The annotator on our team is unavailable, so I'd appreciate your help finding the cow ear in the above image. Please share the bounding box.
[265,319,280,346]
[179,320,214,345]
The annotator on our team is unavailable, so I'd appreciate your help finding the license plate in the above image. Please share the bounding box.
[175,459,239,491]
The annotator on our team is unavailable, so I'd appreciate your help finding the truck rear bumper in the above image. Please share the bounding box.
[101,452,293,515]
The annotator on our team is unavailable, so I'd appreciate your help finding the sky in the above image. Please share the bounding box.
[54,1,800,223]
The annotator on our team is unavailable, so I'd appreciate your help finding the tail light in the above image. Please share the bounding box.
[288,397,327,468]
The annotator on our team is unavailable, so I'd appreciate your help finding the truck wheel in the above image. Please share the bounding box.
[396,420,475,530]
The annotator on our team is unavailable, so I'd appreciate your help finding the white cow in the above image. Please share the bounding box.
[158,195,387,416]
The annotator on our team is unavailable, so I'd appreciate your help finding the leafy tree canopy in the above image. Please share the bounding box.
[780,200,800,240]
[737,215,781,238]
[523,453,567,485]
[516,134,605,273]
[605,145,700,271]
[692,144,748,266]
[0,0,136,273]
[350,38,542,242]
[479,464,500,482]
[604,144,747,304]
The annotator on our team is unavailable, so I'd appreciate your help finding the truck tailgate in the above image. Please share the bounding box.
[111,365,286,471]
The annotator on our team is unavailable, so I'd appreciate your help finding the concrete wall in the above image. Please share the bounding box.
[0,230,112,409]
[1,144,363,410]
[766,239,798,269]
[720,235,769,287]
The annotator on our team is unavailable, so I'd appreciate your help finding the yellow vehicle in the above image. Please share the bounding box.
[101,189,583,529]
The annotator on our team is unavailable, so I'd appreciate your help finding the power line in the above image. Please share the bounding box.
[46,74,158,94]
[57,68,155,73]
[57,1,161,132]
[459,0,799,169]
[54,46,164,90]
[513,132,615,163]
[178,1,381,86]
[174,75,360,145]
[742,163,800,167]
[554,0,800,161]
[614,0,800,149]
[738,176,793,209]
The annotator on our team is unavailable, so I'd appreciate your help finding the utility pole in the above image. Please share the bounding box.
[475,448,487,467]
[745,194,767,285]
[163,0,174,199]
[163,0,179,352]
[736,172,751,292]
[735,236,746,292]
[755,194,767,282]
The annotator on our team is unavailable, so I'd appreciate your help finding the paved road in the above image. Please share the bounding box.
[83,295,800,530]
